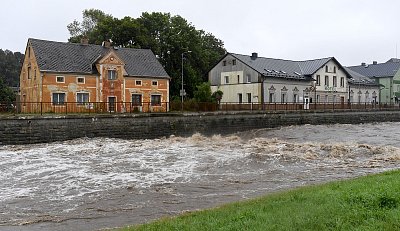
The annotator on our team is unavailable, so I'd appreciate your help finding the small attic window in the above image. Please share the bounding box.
[232,59,236,65]
[223,60,227,66]
[77,77,85,84]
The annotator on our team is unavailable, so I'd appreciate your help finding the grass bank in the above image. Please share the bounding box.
[120,170,400,231]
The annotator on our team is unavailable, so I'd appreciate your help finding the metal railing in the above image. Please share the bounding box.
[0,101,399,115]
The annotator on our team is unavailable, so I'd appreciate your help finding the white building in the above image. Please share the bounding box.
[208,52,379,107]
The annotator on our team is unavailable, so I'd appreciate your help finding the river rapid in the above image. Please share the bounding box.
[1,122,399,230]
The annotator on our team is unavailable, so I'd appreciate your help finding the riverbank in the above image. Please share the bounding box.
[2,110,400,145]
[122,170,400,231]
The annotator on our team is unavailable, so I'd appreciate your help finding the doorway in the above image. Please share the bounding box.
[108,96,116,112]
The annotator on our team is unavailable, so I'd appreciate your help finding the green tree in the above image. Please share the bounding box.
[0,49,24,87]
[67,9,113,43]
[67,10,226,99]
[193,82,212,102]
[0,76,16,103]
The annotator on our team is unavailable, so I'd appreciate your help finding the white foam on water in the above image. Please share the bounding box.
[1,125,399,226]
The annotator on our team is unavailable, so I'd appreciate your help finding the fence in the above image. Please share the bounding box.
[0,101,399,114]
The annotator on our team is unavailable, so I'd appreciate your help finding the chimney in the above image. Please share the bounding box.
[102,40,111,48]
[80,37,89,45]
[251,52,258,59]
[361,62,366,66]
[373,61,378,65]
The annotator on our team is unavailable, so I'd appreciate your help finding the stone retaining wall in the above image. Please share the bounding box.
[0,111,398,145]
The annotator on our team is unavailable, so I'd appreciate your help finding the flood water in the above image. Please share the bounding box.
[1,122,399,231]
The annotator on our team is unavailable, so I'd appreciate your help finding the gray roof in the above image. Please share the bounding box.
[230,53,334,81]
[347,60,400,78]
[29,38,169,78]
[344,67,378,86]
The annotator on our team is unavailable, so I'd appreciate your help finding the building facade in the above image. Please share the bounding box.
[209,53,379,107]
[20,38,170,113]
[348,59,400,104]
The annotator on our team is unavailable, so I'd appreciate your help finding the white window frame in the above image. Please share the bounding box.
[152,80,158,86]
[76,92,89,105]
[56,76,65,83]
[135,80,142,86]
[246,74,251,83]
[77,76,85,84]
[224,76,229,84]
[52,92,66,105]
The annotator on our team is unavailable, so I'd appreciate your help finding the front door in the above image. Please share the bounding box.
[108,96,116,112]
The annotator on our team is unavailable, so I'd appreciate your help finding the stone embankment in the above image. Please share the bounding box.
[0,110,398,145]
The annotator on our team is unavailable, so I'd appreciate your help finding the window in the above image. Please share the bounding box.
[325,65,329,72]
[77,93,89,104]
[223,60,227,66]
[246,74,251,83]
[132,94,142,106]
[238,93,242,104]
[333,76,337,87]
[108,70,117,80]
[316,75,320,86]
[340,77,345,87]
[151,95,161,106]
[56,76,65,83]
[224,76,229,84]
[237,75,240,83]
[269,93,274,103]
[135,80,142,86]
[333,66,336,73]
[152,81,158,86]
[77,77,85,84]
[247,93,251,103]
[53,93,65,105]
[28,66,31,79]
[232,59,236,65]
[281,93,286,103]
[293,94,298,103]
[325,75,329,86]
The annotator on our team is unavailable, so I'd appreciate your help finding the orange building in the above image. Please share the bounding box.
[20,38,170,113]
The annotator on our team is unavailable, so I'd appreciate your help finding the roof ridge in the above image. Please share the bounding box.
[230,52,333,63]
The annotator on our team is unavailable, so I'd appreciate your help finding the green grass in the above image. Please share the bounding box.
[120,170,400,231]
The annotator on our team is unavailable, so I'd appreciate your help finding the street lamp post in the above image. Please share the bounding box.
[181,51,191,111]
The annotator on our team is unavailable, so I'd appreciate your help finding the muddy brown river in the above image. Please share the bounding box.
[1,122,399,230]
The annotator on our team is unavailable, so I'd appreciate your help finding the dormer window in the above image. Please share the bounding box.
[108,70,117,80]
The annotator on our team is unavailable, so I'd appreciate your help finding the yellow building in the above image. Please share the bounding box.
[20,38,170,113]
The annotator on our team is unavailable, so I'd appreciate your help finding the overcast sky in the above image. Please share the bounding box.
[1,0,399,66]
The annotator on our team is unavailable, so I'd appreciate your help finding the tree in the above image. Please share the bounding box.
[193,82,213,102]
[0,76,16,103]
[67,9,113,43]
[67,10,226,99]
[0,49,24,87]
